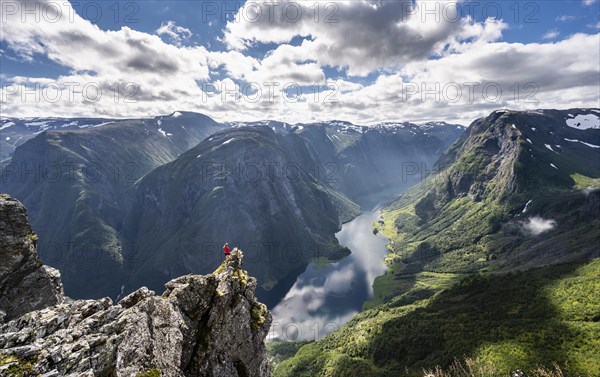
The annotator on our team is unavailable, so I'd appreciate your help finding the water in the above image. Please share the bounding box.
[269,209,390,341]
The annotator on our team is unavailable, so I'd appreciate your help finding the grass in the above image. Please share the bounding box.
[274,260,600,377]
[267,341,313,365]
[423,358,567,377]
[276,112,600,376]
[570,173,600,190]
[136,369,161,377]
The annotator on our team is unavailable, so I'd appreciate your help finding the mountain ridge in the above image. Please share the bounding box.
[274,108,600,376]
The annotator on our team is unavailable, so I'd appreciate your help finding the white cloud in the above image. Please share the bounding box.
[583,0,598,6]
[543,30,560,40]
[521,216,557,236]
[0,0,211,117]
[156,21,192,46]
[223,0,507,76]
[0,0,598,125]
[556,15,576,22]
[589,21,600,30]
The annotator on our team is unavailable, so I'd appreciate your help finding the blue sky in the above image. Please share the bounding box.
[1,0,599,124]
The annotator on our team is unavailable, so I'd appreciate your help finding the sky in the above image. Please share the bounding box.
[1,0,599,125]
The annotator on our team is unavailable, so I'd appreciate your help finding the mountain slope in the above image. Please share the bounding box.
[0,112,227,298]
[0,111,224,163]
[292,121,465,207]
[1,112,464,300]
[122,126,360,297]
[275,108,600,376]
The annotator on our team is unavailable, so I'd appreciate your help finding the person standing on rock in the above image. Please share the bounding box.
[223,243,230,260]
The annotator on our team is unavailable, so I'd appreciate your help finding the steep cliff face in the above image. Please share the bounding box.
[123,126,360,297]
[0,196,272,377]
[0,195,63,323]
[1,112,227,299]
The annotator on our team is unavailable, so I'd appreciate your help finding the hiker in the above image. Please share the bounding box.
[223,243,230,260]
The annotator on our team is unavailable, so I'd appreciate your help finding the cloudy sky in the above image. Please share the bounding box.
[1,0,599,124]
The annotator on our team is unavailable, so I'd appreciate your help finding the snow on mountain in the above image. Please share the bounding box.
[565,113,600,130]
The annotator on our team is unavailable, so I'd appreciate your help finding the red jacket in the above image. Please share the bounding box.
[223,245,230,255]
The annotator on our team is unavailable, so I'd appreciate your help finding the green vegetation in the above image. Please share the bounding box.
[136,368,161,377]
[235,268,250,286]
[0,355,35,377]
[277,112,600,377]
[275,260,600,377]
[251,302,268,328]
[267,341,313,365]
[571,173,600,190]
[213,260,227,275]
[424,358,567,377]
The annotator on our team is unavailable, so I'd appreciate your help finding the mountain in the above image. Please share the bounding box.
[122,126,360,298]
[0,112,227,298]
[1,112,464,301]
[275,108,600,376]
[119,120,465,300]
[235,120,466,207]
[0,195,271,377]
[321,121,465,206]
[0,112,224,164]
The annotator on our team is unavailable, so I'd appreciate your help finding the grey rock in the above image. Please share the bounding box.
[0,250,271,377]
[0,195,64,323]
[0,196,272,376]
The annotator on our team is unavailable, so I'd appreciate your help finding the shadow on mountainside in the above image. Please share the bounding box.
[368,260,599,376]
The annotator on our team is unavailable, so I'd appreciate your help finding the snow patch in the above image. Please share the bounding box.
[544,144,558,153]
[550,163,558,169]
[25,121,50,126]
[522,200,533,213]
[527,138,533,144]
[565,114,600,130]
[223,138,235,145]
[61,121,78,127]
[81,121,113,128]
[172,111,182,118]
[580,141,600,149]
[0,122,15,131]
[158,128,167,137]
[564,138,600,148]
[5,137,10,141]
[527,110,545,115]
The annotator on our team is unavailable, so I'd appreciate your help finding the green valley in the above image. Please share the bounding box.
[274,109,600,376]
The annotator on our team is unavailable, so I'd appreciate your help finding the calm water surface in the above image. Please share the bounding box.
[269,209,390,341]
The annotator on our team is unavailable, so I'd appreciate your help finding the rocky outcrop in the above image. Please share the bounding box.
[0,195,63,323]
[0,195,272,376]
